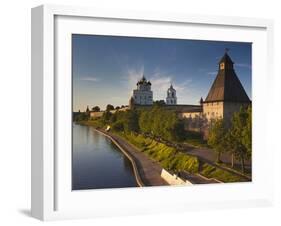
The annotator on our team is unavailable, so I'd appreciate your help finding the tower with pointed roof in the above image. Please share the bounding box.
[203,51,251,122]
[166,84,177,105]
[130,75,153,105]
[199,97,203,105]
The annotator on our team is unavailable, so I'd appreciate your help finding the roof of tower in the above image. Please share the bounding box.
[168,84,176,91]
[219,52,234,64]
[205,53,250,103]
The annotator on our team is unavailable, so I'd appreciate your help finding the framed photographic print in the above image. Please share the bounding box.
[31,4,274,221]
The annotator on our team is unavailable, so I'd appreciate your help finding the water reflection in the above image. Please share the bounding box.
[72,124,138,190]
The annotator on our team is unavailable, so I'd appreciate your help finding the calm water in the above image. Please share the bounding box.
[72,124,138,190]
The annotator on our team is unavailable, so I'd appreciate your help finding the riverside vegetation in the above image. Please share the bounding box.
[75,104,251,183]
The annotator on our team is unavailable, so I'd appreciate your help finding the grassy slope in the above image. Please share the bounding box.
[200,164,248,183]
[122,133,200,173]
[123,133,248,182]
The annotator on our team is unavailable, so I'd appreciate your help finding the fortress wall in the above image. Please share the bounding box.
[180,112,201,119]
[203,101,224,121]
[223,102,250,122]
[134,104,202,113]
[89,111,104,118]
[89,107,130,119]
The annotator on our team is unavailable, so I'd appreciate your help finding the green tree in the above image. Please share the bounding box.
[242,106,252,154]
[74,112,89,122]
[106,104,114,112]
[139,110,151,133]
[124,110,139,133]
[170,120,186,142]
[112,121,124,132]
[153,100,166,107]
[208,119,227,163]
[110,113,117,124]
[227,106,251,173]
[102,111,112,122]
[91,106,100,112]
[138,106,185,142]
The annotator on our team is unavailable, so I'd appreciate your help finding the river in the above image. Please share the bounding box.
[72,124,138,190]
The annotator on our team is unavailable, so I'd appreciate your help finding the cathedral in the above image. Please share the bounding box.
[130,77,178,106]
[131,76,153,105]
[129,51,251,125]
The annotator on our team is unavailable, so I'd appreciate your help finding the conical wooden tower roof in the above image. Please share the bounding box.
[205,53,250,103]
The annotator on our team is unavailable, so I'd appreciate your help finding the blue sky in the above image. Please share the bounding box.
[72,34,252,111]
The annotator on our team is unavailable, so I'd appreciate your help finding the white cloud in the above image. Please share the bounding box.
[236,63,252,69]
[79,76,100,82]
[121,66,145,97]
[150,73,172,100]
[207,71,217,76]
[126,66,144,88]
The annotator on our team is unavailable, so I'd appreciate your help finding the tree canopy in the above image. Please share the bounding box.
[139,106,185,142]
[207,119,227,163]
[91,106,100,112]
[106,104,114,112]
[207,106,252,172]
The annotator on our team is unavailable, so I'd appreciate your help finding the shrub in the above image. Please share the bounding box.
[112,121,124,132]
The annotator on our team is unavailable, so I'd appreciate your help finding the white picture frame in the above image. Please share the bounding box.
[31,4,274,221]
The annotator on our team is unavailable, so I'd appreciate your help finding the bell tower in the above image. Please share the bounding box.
[166,84,177,105]
[219,48,234,71]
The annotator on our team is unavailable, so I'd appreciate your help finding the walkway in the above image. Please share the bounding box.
[181,144,251,180]
[184,145,250,167]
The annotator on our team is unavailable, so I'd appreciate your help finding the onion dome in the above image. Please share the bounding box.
[137,75,149,85]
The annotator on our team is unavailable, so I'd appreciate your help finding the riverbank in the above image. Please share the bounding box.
[77,121,249,183]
